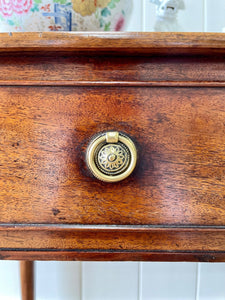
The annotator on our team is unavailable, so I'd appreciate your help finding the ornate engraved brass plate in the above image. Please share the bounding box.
[86,131,137,182]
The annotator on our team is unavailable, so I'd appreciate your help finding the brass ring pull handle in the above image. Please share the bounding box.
[86,131,137,182]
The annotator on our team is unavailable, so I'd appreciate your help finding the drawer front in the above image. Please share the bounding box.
[0,86,225,226]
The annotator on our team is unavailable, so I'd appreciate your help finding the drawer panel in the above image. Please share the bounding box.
[0,86,225,225]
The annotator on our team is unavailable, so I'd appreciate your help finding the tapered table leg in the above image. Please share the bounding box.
[20,261,34,300]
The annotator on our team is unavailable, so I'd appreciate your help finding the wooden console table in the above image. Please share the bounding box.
[0,32,225,299]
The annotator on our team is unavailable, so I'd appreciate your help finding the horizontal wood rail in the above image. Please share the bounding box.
[1,32,225,54]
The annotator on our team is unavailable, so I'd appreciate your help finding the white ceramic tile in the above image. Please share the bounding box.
[144,0,204,32]
[205,0,225,32]
[35,261,81,300]
[141,262,197,300]
[0,261,20,300]
[126,0,144,31]
[197,263,225,300]
[82,262,139,300]
[179,0,204,32]
[143,1,157,31]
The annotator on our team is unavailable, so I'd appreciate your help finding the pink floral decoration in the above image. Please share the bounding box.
[0,0,32,16]
[114,15,125,31]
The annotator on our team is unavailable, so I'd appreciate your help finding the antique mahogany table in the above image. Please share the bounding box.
[0,32,225,299]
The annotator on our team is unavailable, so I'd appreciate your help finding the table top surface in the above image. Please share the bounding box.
[0,32,225,55]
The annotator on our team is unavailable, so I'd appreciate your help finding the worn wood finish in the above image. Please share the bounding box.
[1,54,225,86]
[1,32,225,55]
[1,86,225,225]
[1,225,225,252]
[2,250,225,262]
[20,261,34,300]
[0,33,225,261]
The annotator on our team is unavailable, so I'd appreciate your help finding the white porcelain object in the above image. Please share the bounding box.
[150,0,185,32]
[0,0,132,32]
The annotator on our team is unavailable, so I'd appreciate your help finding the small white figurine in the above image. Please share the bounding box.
[150,0,185,32]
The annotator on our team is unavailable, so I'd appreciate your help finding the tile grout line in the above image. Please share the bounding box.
[195,263,201,300]
[138,262,143,300]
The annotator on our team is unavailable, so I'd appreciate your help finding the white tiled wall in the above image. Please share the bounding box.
[141,262,197,300]
[1,0,225,299]
[2,261,225,300]
[127,0,225,32]
[82,262,139,300]
[205,0,225,32]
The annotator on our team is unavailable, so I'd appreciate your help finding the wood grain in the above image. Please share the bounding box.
[0,33,225,261]
[0,54,225,86]
[20,261,34,300]
[1,225,225,261]
[1,86,225,225]
[2,250,225,262]
[1,225,225,251]
[0,32,225,54]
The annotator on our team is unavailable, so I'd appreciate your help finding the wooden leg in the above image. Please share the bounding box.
[20,261,34,300]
